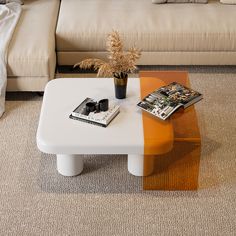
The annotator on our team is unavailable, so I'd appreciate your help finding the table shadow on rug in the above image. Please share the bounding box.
[38,154,143,194]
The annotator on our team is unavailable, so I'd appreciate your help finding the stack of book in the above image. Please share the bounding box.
[70,97,120,127]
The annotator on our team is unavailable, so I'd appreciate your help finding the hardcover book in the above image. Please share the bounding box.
[137,82,202,120]
[70,98,120,127]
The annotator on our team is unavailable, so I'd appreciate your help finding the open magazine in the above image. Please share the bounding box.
[70,98,120,127]
[137,82,202,120]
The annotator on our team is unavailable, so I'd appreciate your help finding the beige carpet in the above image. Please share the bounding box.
[1,68,236,235]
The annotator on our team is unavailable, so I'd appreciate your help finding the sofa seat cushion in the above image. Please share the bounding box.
[7,0,60,77]
[152,0,208,3]
[220,0,236,4]
[56,0,236,53]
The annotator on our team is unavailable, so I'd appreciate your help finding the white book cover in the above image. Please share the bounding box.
[70,98,120,127]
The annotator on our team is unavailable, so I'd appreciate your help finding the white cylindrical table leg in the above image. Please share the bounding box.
[57,154,83,176]
[128,154,154,177]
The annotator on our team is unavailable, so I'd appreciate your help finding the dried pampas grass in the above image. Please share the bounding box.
[74,30,141,78]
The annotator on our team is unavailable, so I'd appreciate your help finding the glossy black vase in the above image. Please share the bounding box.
[114,73,128,99]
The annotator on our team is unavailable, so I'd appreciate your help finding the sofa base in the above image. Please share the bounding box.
[6,76,51,92]
[57,51,236,66]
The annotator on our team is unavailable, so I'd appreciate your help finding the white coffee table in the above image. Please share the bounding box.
[36,78,173,177]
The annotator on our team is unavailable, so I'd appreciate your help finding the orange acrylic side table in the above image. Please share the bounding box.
[140,71,201,191]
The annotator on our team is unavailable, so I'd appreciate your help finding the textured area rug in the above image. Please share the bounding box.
[0,68,236,235]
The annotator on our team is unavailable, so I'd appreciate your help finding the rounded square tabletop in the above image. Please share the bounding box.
[37,77,173,155]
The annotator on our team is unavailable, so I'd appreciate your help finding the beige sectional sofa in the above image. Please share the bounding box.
[7,0,60,91]
[6,0,236,92]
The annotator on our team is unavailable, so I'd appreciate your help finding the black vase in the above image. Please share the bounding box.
[114,73,128,99]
